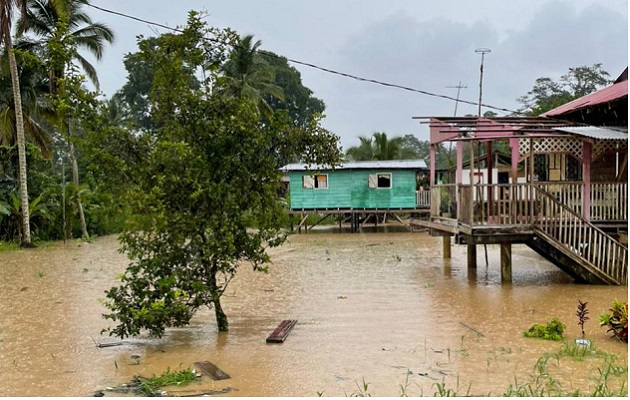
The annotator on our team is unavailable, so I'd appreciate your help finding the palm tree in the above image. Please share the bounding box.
[345,135,374,161]
[18,0,114,240]
[0,40,55,157]
[221,34,284,121]
[18,0,114,90]
[345,132,417,161]
[0,0,32,245]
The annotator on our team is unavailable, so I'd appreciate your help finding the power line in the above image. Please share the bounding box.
[87,3,523,115]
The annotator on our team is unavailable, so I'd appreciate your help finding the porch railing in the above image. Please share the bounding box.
[416,190,431,208]
[435,182,627,225]
[533,187,627,284]
[591,182,628,221]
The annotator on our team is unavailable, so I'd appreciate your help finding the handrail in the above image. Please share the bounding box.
[532,187,627,285]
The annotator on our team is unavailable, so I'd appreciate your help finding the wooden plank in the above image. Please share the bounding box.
[266,320,298,343]
[193,361,231,380]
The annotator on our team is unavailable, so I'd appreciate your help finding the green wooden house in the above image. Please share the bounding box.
[281,160,429,211]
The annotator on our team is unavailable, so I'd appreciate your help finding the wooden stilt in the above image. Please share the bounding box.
[443,235,451,259]
[467,244,477,268]
[501,243,512,283]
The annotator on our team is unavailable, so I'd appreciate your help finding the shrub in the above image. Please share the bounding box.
[523,317,565,341]
[599,300,628,343]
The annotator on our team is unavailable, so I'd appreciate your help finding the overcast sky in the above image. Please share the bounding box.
[89,0,628,149]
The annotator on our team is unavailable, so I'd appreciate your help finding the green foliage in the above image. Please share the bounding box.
[102,12,342,338]
[523,317,565,341]
[345,132,417,161]
[260,50,326,129]
[135,366,196,396]
[517,63,611,115]
[599,299,628,343]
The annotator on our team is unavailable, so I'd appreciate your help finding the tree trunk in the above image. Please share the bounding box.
[68,140,89,240]
[5,33,32,246]
[212,296,229,332]
[208,266,228,332]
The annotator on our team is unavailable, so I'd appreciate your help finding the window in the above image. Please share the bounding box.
[303,174,328,189]
[368,173,392,189]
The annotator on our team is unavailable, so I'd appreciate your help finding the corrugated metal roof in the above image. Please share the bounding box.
[553,126,628,140]
[542,81,628,117]
[281,159,427,172]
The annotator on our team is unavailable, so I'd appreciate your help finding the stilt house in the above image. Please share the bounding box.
[414,69,628,285]
[281,160,430,232]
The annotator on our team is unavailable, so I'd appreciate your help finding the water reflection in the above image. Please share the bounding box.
[0,233,626,397]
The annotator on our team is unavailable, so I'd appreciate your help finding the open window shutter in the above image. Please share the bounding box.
[368,174,377,188]
[303,175,314,189]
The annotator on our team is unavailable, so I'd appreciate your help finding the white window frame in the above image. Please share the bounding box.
[303,174,328,189]
[369,173,392,189]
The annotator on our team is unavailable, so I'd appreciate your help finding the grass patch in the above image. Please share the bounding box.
[0,241,20,253]
[136,366,196,396]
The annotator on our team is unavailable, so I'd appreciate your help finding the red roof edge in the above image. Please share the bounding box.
[542,79,628,117]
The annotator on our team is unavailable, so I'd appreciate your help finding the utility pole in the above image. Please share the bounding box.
[446,81,467,117]
[475,48,491,117]
[446,82,467,171]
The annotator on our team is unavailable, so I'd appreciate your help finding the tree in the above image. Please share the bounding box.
[102,13,342,338]
[221,34,284,121]
[517,63,611,115]
[345,132,416,161]
[18,0,115,90]
[1,0,32,245]
[259,50,325,129]
[19,0,115,240]
[0,41,55,157]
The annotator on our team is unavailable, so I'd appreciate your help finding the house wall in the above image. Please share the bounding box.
[289,169,418,209]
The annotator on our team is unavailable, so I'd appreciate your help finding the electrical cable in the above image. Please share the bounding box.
[86,3,523,115]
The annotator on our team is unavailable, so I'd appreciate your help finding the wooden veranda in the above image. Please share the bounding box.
[415,117,628,285]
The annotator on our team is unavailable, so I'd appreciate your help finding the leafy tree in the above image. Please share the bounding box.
[345,135,374,161]
[17,0,115,90]
[0,0,32,245]
[345,132,416,161]
[221,34,284,121]
[102,13,342,337]
[517,63,611,115]
[0,42,55,157]
[259,50,325,129]
[21,0,115,240]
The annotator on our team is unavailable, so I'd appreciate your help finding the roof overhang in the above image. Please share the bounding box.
[552,126,628,141]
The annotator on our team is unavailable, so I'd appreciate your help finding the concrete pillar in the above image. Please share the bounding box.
[467,244,477,268]
[501,243,512,284]
[442,236,451,259]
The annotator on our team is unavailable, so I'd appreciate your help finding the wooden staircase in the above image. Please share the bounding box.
[527,187,627,285]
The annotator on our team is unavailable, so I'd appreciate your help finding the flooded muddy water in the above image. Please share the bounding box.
[0,231,627,396]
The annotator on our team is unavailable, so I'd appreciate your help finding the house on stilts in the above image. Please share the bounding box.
[413,69,628,285]
[281,160,431,233]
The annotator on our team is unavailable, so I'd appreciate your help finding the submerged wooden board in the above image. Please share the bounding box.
[193,361,230,380]
[266,319,298,343]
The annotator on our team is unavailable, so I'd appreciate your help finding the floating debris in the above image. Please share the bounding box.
[266,320,298,343]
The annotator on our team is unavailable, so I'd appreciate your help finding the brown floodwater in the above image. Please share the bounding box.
[0,230,627,397]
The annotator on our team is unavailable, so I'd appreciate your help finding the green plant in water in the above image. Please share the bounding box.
[576,299,589,338]
[136,366,196,396]
[599,299,628,343]
[37,271,45,278]
[348,378,371,397]
[523,317,565,341]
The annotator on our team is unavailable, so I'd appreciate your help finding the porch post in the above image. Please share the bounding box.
[442,236,451,259]
[500,243,512,284]
[467,243,477,268]
[510,138,519,183]
[583,141,592,221]
[430,144,436,186]
[456,141,463,184]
